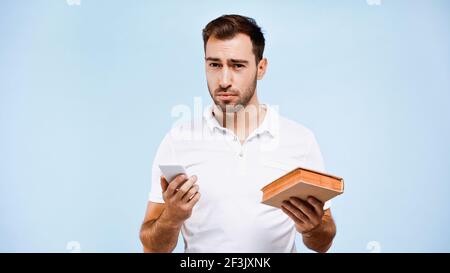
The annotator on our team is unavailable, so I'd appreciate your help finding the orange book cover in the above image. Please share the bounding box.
[261,167,344,208]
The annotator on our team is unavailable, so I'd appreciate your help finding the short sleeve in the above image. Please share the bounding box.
[306,132,332,210]
[148,133,177,203]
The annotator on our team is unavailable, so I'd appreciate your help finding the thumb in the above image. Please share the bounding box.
[160,176,169,192]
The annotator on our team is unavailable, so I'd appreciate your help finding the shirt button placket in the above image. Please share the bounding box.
[238,142,246,174]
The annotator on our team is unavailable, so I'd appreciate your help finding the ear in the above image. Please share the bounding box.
[257,58,268,80]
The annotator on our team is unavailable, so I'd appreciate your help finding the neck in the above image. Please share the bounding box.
[212,95,266,142]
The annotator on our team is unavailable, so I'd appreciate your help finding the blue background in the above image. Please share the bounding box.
[1,0,449,252]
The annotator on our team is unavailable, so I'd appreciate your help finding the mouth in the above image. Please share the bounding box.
[216,93,238,101]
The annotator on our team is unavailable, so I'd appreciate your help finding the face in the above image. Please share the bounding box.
[205,33,267,113]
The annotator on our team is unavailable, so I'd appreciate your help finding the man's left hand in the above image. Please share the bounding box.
[281,196,325,234]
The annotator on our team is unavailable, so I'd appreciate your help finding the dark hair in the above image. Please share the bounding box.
[202,14,265,65]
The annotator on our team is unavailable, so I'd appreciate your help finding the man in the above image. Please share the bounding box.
[139,14,336,253]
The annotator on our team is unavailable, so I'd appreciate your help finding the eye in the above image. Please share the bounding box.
[209,63,221,68]
[233,64,245,69]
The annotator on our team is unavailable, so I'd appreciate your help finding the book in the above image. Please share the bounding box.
[260,167,344,208]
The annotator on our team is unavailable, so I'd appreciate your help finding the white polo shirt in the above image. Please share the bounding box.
[148,104,330,253]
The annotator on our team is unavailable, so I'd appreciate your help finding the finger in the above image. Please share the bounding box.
[289,197,317,222]
[281,205,304,226]
[282,201,309,224]
[166,174,188,197]
[187,192,201,205]
[307,196,324,217]
[181,184,199,202]
[160,176,169,192]
[175,175,198,200]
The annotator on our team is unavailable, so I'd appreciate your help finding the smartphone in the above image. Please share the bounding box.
[158,164,188,183]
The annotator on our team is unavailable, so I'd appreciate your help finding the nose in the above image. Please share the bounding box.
[219,67,232,90]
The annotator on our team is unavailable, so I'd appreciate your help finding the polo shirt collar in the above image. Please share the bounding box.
[203,104,279,138]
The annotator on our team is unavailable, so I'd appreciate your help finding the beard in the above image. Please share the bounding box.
[208,73,257,113]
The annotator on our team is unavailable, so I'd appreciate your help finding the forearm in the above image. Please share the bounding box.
[300,216,336,253]
[140,210,182,253]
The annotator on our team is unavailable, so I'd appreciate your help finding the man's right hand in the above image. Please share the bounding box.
[159,174,201,226]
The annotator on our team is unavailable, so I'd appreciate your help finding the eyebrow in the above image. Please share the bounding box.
[205,57,249,64]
